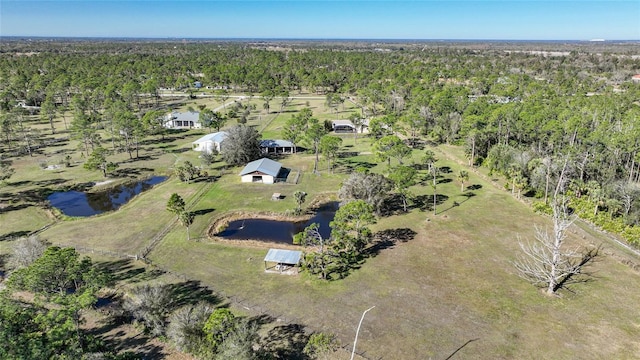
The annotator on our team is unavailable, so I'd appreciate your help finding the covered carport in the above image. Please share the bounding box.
[264,249,302,274]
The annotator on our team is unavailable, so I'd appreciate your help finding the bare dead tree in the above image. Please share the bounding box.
[515,158,599,295]
[514,201,599,295]
[10,235,49,269]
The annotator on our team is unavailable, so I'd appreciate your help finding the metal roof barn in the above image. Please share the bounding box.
[239,158,282,177]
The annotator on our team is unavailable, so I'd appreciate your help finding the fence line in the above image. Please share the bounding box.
[139,180,214,258]
[57,243,136,260]
[433,146,640,258]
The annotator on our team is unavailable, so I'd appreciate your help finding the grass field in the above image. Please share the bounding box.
[2,92,640,359]
[146,148,640,359]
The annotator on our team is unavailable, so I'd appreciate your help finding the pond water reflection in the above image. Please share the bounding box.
[218,202,339,244]
[47,176,167,217]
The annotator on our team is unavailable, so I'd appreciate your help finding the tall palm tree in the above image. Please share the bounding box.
[457,170,469,192]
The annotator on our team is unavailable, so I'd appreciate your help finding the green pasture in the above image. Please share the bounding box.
[151,146,640,359]
[2,93,640,359]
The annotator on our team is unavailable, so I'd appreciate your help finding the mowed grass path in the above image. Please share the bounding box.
[150,149,640,359]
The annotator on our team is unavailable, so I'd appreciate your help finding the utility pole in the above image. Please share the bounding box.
[350,306,375,360]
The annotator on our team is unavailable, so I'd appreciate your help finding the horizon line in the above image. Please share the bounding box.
[2,36,639,43]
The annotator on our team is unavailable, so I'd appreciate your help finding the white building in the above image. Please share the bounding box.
[239,158,283,184]
[164,111,202,129]
[192,132,228,153]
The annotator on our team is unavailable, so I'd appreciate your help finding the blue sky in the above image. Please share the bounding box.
[1,1,638,40]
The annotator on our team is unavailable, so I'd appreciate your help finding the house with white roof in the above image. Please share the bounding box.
[164,111,202,129]
[192,131,228,153]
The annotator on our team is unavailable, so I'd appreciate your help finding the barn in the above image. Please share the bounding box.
[239,158,283,184]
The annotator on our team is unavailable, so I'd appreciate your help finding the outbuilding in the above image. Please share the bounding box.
[260,139,296,154]
[239,158,283,184]
[264,248,302,274]
[331,119,356,133]
[192,131,228,153]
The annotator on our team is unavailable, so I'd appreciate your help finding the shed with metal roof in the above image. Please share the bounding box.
[260,139,296,154]
[264,248,302,273]
[239,158,282,184]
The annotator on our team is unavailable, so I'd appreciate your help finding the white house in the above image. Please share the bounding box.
[192,131,228,153]
[164,111,202,129]
[239,158,283,184]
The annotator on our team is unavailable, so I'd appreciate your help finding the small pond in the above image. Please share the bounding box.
[218,202,339,244]
[47,176,167,217]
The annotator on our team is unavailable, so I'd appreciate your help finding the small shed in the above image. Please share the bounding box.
[239,158,282,184]
[264,248,302,274]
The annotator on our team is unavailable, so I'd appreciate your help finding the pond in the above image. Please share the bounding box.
[47,176,167,217]
[218,202,339,244]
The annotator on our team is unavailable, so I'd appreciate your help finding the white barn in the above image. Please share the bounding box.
[239,158,283,184]
[192,131,228,153]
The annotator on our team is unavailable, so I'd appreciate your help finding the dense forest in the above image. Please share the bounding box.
[2,39,639,242]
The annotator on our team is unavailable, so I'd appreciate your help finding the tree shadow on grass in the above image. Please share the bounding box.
[111,167,155,178]
[89,321,167,359]
[0,253,9,272]
[437,192,477,214]
[193,208,215,216]
[0,203,31,214]
[553,245,601,293]
[0,230,31,242]
[259,323,309,360]
[94,259,165,284]
[336,159,376,173]
[166,280,222,308]
[120,155,157,163]
[337,151,360,158]
[168,148,189,154]
[460,191,476,202]
[467,184,482,190]
[366,228,417,258]
[412,194,449,212]
[380,193,404,216]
